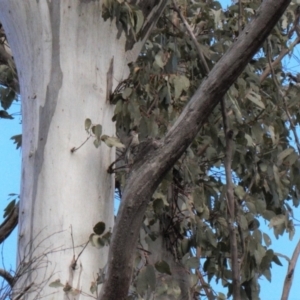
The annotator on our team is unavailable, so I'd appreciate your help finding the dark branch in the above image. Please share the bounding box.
[100,1,292,299]
[221,97,240,299]
[0,268,15,287]
[0,202,19,244]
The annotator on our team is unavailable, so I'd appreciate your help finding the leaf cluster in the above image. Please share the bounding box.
[0,23,18,118]
[110,1,300,298]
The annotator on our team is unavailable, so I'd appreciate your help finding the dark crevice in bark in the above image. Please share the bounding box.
[100,1,291,299]
[29,1,63,283]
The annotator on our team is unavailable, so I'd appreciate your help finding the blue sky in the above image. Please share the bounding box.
[0,102,21,274]
[1,1,300,299]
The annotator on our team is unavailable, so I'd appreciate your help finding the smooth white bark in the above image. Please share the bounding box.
[0,1,135,298]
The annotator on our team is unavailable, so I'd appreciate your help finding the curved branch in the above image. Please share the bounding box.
[0,268,15,287]
[100,1,292,299]
[260,36,300,83]
[0,202,19,244]
[281,239,300,300]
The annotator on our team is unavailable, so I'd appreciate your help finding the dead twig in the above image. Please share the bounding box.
[260,36,300,83]
[266,38,300,153]
[171,0,210,75]
[281,239,300,300]
[221,98,240,299]
[0,268,15,287]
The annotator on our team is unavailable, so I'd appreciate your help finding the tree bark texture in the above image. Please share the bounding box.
[281,239,300,300]
[0,0,167,299]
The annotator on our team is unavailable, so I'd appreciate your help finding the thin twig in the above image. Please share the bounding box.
[0,268,14,287]
[221,98,240,299]
[287,6,300,39]
[74,240,89,268]
[260,36,300,83]
[70,136,91,153]
[196,246,214,300]
[238,0,242,35]
[281,239,300,300]
[70,225,75,258]
[266,38,300,153]
[171,0,210,75]
[14,282,34,300]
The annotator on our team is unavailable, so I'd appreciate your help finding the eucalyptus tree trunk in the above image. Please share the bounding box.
[0,1,166,298]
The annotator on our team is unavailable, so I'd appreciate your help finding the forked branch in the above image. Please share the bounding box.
[100,1,292,299]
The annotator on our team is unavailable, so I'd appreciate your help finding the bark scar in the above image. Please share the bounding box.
[106,57,114,102]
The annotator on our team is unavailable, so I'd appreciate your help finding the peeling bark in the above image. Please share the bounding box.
[0,0,169,299]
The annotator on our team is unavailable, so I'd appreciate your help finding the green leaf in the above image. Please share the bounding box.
[0,88,16,110]
[260,249,274,272]
[254,249,263,266]
[180,238,190,255]
[155,260,171,275]
[217,292,226,300]
[245,201,256,213]
[49,279,64,288]
[272,255,282,266]
[172,75,190,100]
[206,228,217,248]
[210,9,222,29]
[10,134,22,149]
[240,215,248,230]
[234,185,245,200]
[93,138,101,148]
[136,265,156,296]
[85,118,92,131]
[134,9,144,34]
[154,50,169,69]
[184,256,200,269]
[277,148,294,165]
[153,198,164,214]
[262,210,275,221]
[92,124,102,140]
[246,90,265,109]
[0,110,13,119]
[259,163,267,172]
[268,214,286,229]
[263,232,272,247]
[100,135,125,148]
[261,268,271,282]
[122,87,132,99]
[90,281,97,294]
[93,221,106,235]
[255,199,266,214]
[89,233,105,248]
[3,199,16,218]
[244,133,254,146]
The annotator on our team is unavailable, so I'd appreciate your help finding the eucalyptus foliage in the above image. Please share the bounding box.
[1,0,300,299]
[108,1,300,299]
